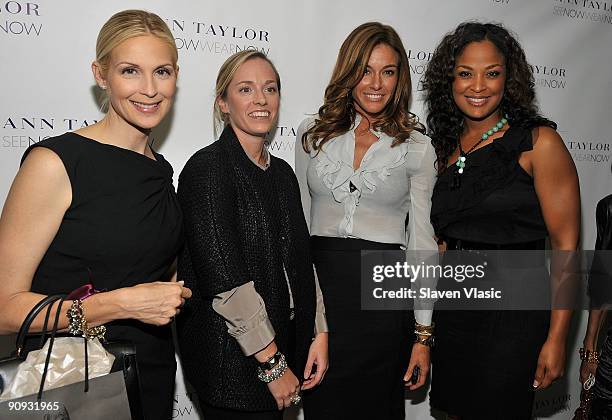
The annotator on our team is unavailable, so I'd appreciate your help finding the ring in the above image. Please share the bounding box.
[290,392,301,405]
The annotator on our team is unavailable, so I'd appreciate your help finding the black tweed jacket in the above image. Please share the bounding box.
[176,126,316,411]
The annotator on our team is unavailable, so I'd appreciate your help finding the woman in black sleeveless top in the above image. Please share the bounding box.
[581,195,612,419]
[423,22,580,419]
[0,10,189,420]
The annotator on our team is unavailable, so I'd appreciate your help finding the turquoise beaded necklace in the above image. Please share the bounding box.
[455,115,508,175]
[451,115,508,190]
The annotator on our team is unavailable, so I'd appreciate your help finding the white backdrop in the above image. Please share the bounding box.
[1,0,611,418]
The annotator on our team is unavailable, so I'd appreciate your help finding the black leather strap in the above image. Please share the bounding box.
[15,294,65,356]
[37,295,68,401]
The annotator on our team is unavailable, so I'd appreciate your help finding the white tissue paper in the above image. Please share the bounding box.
[0,337,114,400]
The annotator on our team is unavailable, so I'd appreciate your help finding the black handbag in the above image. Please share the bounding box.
[0,295,144,419]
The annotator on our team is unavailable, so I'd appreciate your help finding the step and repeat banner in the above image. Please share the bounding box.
[1,0,611,418]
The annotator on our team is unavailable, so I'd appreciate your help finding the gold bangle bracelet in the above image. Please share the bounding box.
[414,334,434,347]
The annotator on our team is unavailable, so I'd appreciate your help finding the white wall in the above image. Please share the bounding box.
[1,1,611,418]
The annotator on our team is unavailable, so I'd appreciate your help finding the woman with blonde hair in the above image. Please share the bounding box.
[177,50,327,419]
[296,21,437,419]
[0,9,189,420]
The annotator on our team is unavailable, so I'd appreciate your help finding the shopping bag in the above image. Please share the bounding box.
[0,295,143,419]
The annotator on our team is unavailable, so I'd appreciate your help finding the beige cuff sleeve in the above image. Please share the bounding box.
[414,310,433,327]
[212,281,276,356]
[314,266,329,334]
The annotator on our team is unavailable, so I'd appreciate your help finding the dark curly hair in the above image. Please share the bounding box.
[422,22,556,171]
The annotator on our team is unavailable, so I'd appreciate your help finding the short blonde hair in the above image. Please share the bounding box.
[96,9,178,109]
[213,50,281,136]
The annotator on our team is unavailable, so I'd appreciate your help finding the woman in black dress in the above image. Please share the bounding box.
[0,10,189,420]
[580,194,612,419]
[423,22,580,419]
[177,50,326,420]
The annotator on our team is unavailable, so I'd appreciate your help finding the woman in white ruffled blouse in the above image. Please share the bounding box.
[295,22,438,419]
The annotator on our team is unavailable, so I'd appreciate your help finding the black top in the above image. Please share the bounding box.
[589,194,612,309]
[431,125,548,244]
[591,195,612,404]
[595,194,612,250]
[22,132,183,386]
[429,126,552,418]
[177,126,316,411]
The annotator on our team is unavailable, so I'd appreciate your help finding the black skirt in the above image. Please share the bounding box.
[591,328,612,419]
[430,238,550,420]
[303,236,413,420]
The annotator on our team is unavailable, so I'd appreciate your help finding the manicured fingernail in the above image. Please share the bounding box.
[532,380,539,388]
[178,280,184,285]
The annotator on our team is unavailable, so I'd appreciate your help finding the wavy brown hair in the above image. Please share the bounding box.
[302,22,424,153]
[422,22,555,171]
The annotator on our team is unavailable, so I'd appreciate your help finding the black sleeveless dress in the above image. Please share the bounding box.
[429,126,550,419]
[22,132,183,420]
[590,194,612,418]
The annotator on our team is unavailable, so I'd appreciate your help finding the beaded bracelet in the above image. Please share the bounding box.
[579,348,599,364]
[257,352,288,383]
[66,299,106,341]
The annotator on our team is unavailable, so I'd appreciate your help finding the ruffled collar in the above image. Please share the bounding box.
[311,116,411,235]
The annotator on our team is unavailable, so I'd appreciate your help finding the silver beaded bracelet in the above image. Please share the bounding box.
[257,352,288,383]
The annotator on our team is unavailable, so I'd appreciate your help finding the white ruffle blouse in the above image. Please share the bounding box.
[295,115,438,325]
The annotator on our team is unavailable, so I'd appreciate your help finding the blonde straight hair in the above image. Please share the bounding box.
[213,50,281,137]
[95,9,178,110]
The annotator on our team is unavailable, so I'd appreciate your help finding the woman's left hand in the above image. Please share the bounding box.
[404,343,430,390]
[533,337,566,389]
[580,358,598,386]
[301,332,329,390]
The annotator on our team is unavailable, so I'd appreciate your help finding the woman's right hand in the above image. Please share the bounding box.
[267,367,300,410]
[119,280,192,326]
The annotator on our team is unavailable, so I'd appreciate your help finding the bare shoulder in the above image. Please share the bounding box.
[10,146,71,210]
[529,125,576,178]
[531,126,566,152]
[20,146,66,177]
